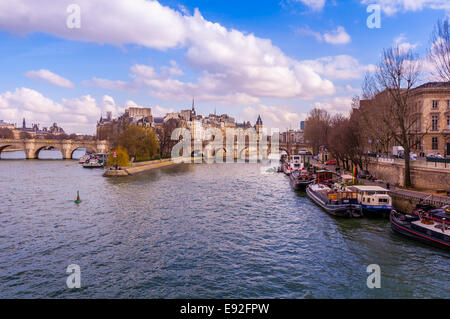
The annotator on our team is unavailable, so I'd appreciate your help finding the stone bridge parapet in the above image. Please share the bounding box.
[0,138,110,159]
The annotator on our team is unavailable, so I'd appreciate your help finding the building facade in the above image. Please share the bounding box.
[410,82,450,156]
[360,82,450,157]
[0,120,15,130]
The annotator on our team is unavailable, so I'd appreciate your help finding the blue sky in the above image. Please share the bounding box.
[0,0,448,133]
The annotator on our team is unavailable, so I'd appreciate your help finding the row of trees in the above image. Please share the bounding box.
[305,19,450,188]
[101,118,182,166]
[106,124,160,167]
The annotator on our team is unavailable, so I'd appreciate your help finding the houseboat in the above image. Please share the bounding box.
[390,210,450,250]
[289,167,315,191]
[82,153,107,168]
[283,155,302,175]
[412,203,450,226]
[349,186,393,218]
[306,183,362,218]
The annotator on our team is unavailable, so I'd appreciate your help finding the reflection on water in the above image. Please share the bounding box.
[0,159,448,298]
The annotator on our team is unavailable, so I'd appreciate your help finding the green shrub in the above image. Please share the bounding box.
[107,146,130,167]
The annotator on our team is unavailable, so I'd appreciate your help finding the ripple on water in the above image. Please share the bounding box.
[0,161,449,298]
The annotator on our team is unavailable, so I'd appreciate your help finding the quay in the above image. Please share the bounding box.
[103,158,175,177]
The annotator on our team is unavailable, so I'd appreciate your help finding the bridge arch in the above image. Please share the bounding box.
[0,138,110,159]
[0,144,26,159]
[0,144,13,154]
[70,146,97,159]
[34,145,64,159]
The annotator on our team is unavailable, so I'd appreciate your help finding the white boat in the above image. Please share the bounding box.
[348,186,393,218]
[283,155,302,175]
[82,153,107,169]
[78,154,91,164]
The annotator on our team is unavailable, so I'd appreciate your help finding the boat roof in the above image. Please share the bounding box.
[350,186,388,192]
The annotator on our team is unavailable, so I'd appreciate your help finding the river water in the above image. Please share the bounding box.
[0,152,449,298]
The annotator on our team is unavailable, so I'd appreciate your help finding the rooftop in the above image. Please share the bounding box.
[415,81,450,89]
[350,186,389,192]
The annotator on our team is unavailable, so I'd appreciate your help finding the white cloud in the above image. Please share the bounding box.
[25,69,75,88]
[0,0,186,50]
[323,26,351,45]
[0,87,125,134]
[241,105,307,129]
[312,96,354,115]
[360,0,450,16]
[1,0,336,104]
[296,26,351,45]
[294,0,326,11]
[302,55,375,80]
[344,84,361,94]
[153,106,175,117]
[394,34,418,53]
[294,27,323,42]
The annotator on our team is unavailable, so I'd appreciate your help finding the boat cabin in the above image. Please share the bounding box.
[349,186,392,208]
[326,190,358,205]
[316,170,334,184]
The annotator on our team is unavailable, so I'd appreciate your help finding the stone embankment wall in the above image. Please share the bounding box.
[104,158,174,177]
[367,161,450,190]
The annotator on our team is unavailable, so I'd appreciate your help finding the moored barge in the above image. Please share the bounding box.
[390,210,450,250]
[306,183,362,218]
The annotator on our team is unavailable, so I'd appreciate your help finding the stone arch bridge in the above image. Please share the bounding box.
[0,138,110,159]
[191,140,313,160]
[278,143,313,157]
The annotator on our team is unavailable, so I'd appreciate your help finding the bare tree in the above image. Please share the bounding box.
[367,46,424,188]
[156,118,180,158]
[304,108,331,155]
[361,74,394,155]
[429,18,450,81]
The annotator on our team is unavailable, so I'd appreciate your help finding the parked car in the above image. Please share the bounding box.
[427,154,445,160]
[358,170,371,179]
[325,160,337,165]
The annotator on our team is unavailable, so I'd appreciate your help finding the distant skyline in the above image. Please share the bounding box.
[0,0,448,134]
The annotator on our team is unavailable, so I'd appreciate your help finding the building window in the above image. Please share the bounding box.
[432,137,438,150]
[447,100,450,109]
[447,115,450,128]
[432,100,439,109]
[432,115,439,131]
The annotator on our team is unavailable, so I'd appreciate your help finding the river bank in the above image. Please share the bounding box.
[103,158,175,177]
